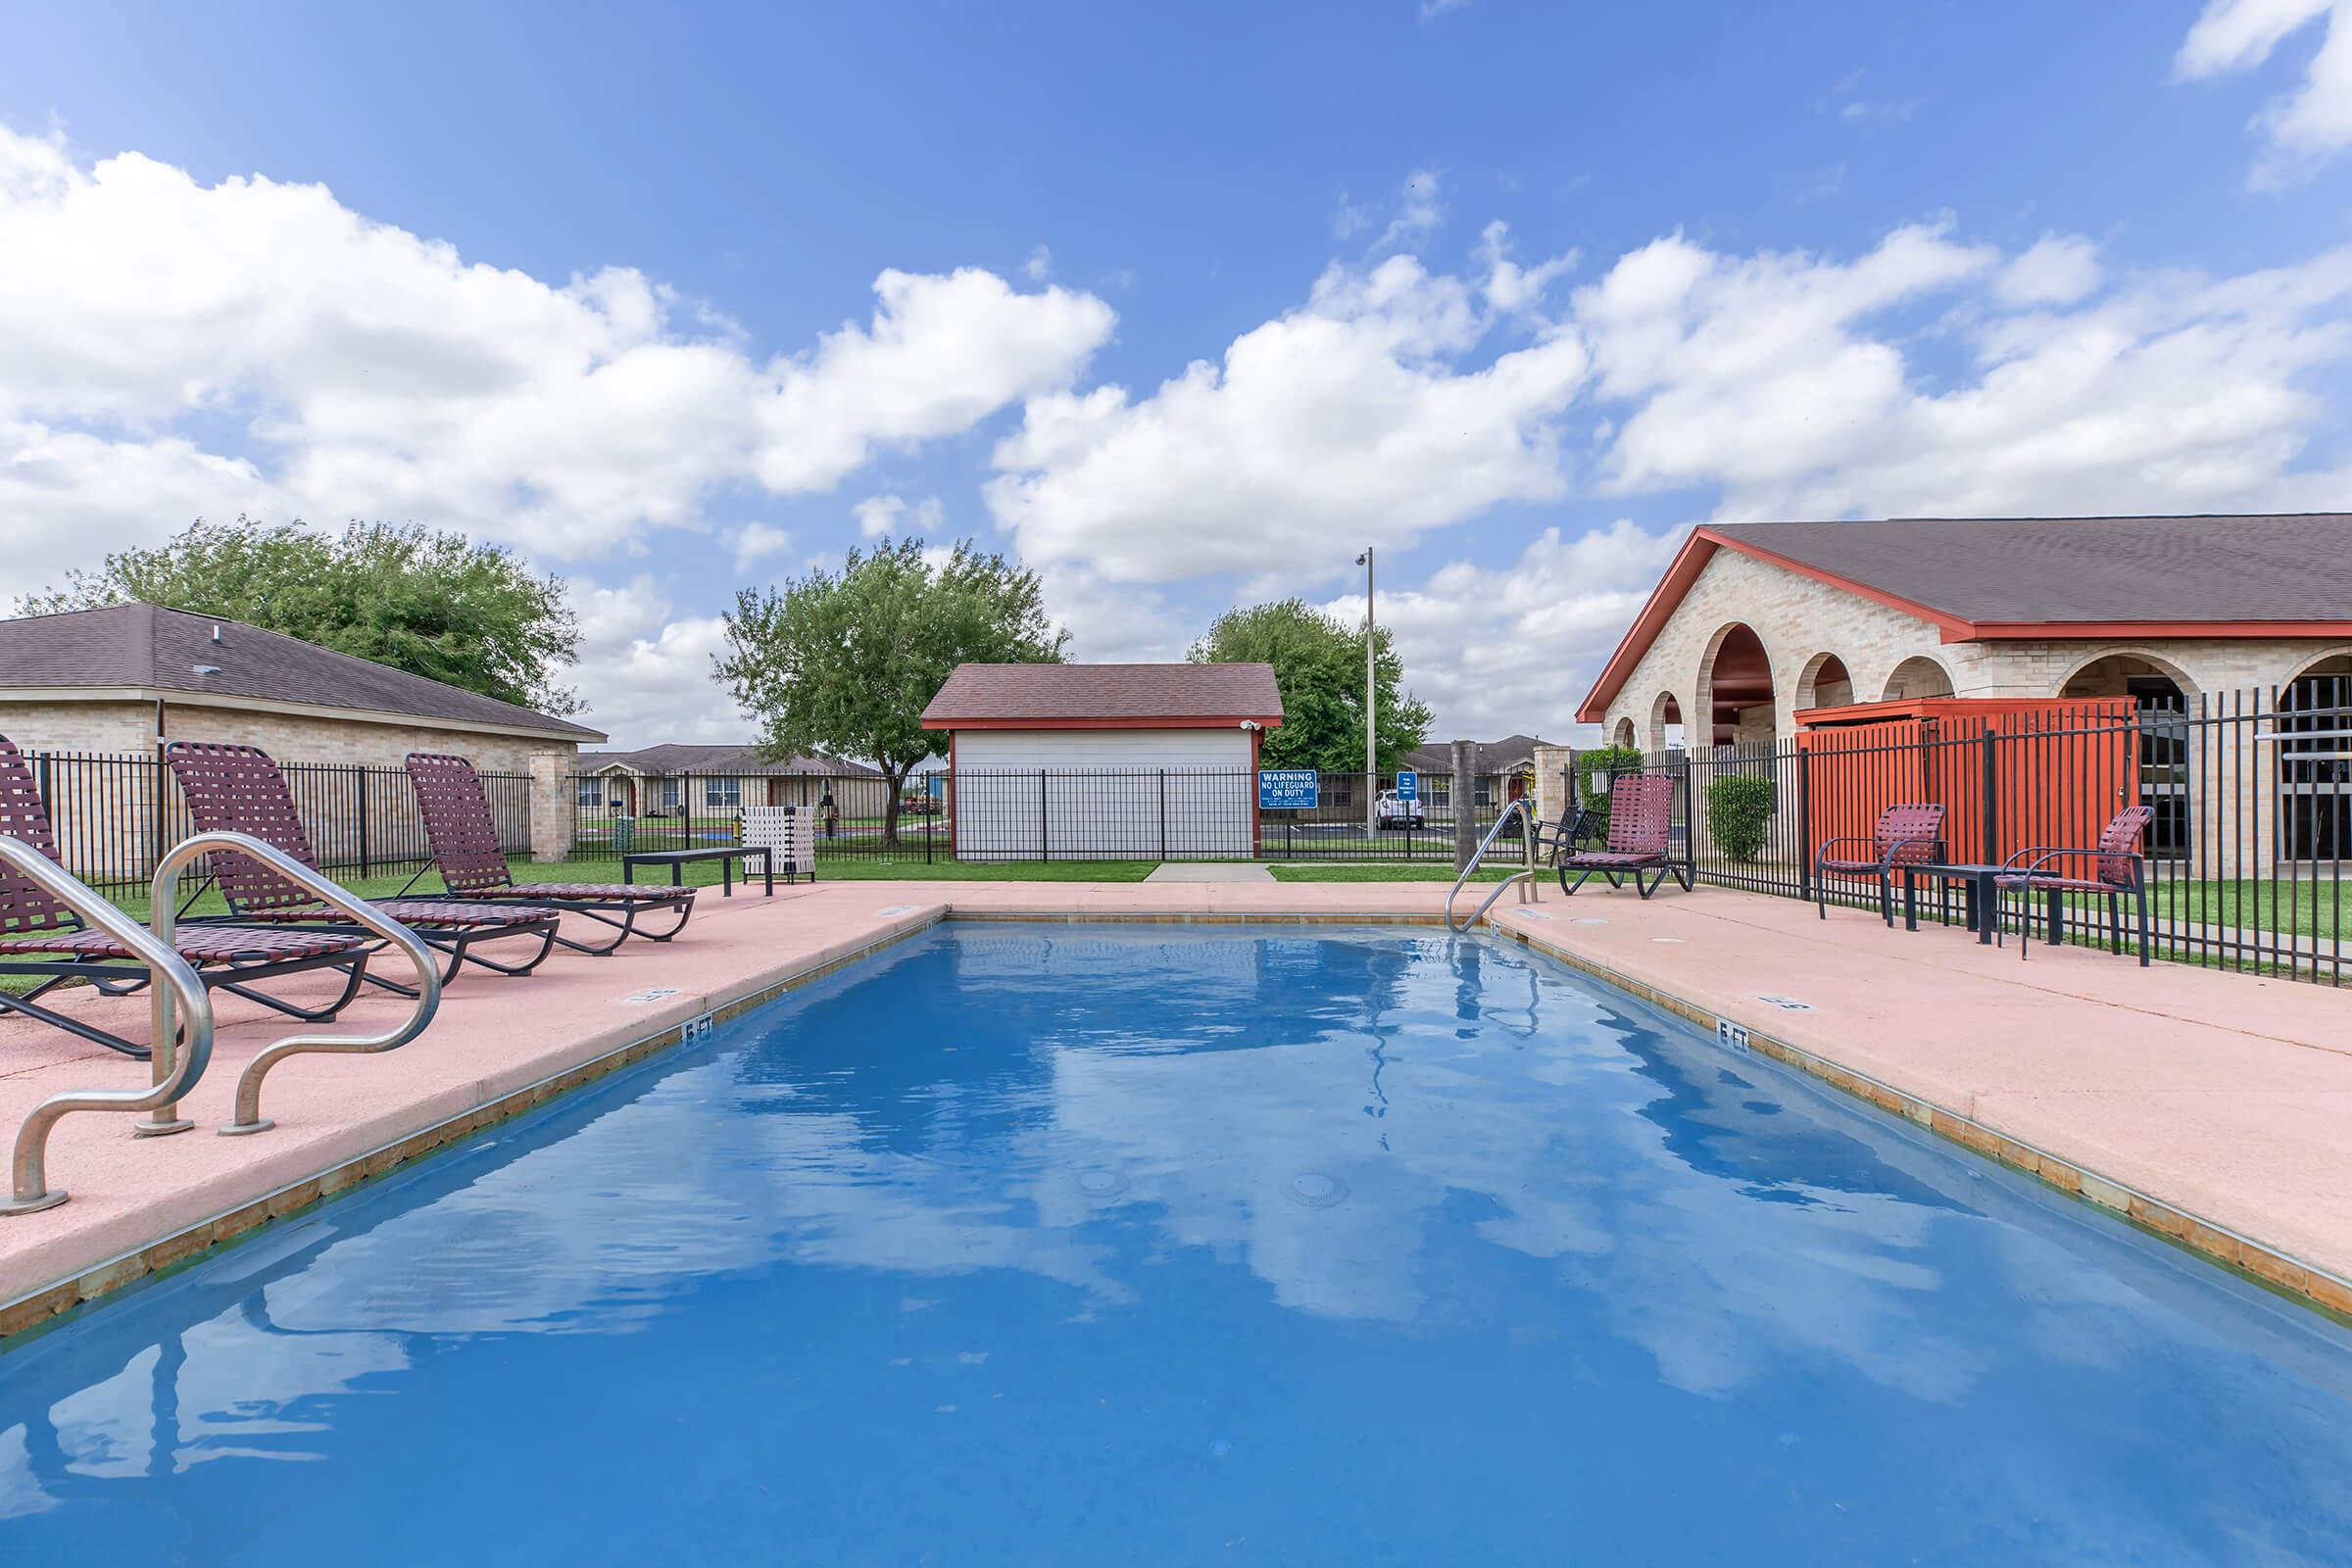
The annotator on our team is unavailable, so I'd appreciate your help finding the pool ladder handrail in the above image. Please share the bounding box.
[1,836,215,1214]
[2,831,444,1214]
[1446,798,1543,933]
[157,831,443,1139]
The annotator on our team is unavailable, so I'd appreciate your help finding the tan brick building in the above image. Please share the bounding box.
[0,603,603,865]
[1579,515,2352,871]
[1581,514,2352,749]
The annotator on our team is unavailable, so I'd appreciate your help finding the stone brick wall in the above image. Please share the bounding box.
[0,698,585,875]
[1601,548,2352,751]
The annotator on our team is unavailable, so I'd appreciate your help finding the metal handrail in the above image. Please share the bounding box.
[1446,798,1542,933]
[0,838,214,1215]
[154,832,443,1138]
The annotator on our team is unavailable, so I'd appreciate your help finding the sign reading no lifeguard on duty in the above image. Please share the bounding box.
[1257,769,1318,810]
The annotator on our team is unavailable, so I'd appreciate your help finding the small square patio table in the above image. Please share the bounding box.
[1896,861,2004,945]
[620,845,776,897]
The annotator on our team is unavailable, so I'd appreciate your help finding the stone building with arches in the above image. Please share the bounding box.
[1577,514,2352,868]
[1581,514,2352,752]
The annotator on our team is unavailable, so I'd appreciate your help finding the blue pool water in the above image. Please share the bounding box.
[5,924,2352,1563]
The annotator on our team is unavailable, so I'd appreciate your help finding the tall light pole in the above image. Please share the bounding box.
[1356,547,1376,845]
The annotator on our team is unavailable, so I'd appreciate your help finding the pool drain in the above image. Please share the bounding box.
[1286,1172,1348,1208]
[1075,1168,1130,1199]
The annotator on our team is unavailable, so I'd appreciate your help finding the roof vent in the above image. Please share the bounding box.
[192,663,222,676]
[211,623,222,642]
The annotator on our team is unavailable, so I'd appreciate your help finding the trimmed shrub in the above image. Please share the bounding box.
[1705,774,1776,862]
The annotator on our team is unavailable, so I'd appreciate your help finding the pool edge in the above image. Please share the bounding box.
[0,910,949,1348]
[1485,916,2352,1331]
[11,902,2347,1344]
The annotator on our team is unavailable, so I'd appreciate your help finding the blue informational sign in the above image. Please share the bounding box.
[1395,770,1417,801]
[1257,769,1319,810]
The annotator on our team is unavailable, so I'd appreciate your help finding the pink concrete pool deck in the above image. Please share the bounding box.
[2,878,2349,1337]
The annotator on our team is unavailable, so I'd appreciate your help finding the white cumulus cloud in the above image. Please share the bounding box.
[986,251,1589,583]
[0,122,1113,603]
[2174,0,2352,186]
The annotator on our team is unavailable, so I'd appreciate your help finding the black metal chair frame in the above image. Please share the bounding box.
[1995,847,2153,966]
[0,941,369,1060]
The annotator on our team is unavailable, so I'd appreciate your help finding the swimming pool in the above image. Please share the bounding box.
[5,923,2351,1562]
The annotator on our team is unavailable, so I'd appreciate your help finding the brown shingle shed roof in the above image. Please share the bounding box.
[0,603,604,741]
[922,662,1284,729]
[1579,513,2352,721]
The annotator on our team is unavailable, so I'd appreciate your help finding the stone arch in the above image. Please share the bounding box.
[2278,648,2352,862]
[1647,691,1686,754]
[1793,652,1853,711]
[1881,654,1955,702]
[2054,647,2202,707]
[1694,621,1778,749]
[1610,715,1637,750]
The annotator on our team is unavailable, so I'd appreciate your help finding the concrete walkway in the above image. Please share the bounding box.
[1143,861,1276,883]
[3,879,2348,1335]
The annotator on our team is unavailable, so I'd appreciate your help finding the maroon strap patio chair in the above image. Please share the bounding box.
[0,735,371,1058]
[162,741,561,989]
[1556,774,1691,899]
[1815,804,1945,926]
[404,752,694,955]
[1993,804,2157,966]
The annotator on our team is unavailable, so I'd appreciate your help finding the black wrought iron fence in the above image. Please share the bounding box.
[22,750,531,901]
[567,768,1514,863]
[1599,684,2346,985]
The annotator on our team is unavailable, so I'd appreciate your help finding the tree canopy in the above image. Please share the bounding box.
[714,537,1065,844]
[1188,598,1431,774]
[20,515,583,714]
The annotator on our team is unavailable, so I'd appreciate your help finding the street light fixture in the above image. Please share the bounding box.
[1356,547,1375,846]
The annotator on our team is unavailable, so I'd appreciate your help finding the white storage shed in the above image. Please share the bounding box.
[921,663,1284,860]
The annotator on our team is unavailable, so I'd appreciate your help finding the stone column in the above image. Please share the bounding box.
[528,750,575,862]
[1532,744,1571,826]
[1451,740,1478,871]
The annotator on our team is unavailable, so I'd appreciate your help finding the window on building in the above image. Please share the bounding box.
[662,778,682,809]
[576,777,605,808]
[706,777,743,809]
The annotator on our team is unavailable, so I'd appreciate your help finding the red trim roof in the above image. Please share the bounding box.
[922,662,1284,730]
[1576,516,2352,722]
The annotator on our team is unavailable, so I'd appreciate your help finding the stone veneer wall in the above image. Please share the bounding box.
[0,699,583,866]
[1597,548,2352,875]
[1600,548,2352,754]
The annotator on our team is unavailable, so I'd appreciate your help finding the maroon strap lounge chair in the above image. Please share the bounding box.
[404,752,694,956]
[0,736,372,1059]
[1815,804,1945,926]
[1557,774,1691,899]
[162,741,561,988]
[1993,805,2157,965]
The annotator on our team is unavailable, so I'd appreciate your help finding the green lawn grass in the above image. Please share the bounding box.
[2147,878,2344,941]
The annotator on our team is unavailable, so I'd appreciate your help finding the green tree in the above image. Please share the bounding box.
[20,515,582,713]
[714,537,1065,847]
[1187,599,1431,774]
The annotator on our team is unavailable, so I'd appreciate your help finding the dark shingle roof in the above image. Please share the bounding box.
[1403,736,1557,774]
[922,663,1284,726]
[0,603,602,740]
[581,744,883,777]
[1717,514,2352,624]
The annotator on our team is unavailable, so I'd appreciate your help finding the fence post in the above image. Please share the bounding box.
[1451,740,1477,871]
[1795,743,1812,901]
[357,766,371,877]
[1158,769,1167,861]
[1039,769,1050,860]
[1981,724,2000,865]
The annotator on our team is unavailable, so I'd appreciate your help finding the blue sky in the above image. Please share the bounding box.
[3,1,2348,746]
